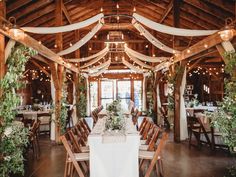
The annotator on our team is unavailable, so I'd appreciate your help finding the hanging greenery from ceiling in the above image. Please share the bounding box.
[0,44,37,177]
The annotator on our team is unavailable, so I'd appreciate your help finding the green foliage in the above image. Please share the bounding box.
[59,79,68,134]
[0,44,37,177]
[167,64,184,111]
[210,51,236,150]
[75,74,87,119]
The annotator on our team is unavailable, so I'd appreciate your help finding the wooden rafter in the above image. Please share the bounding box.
[159,0,173,23]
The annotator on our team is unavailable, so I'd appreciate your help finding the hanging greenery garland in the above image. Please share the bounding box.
[75,74,87,119]
[210,52,236,151]
[59,78,68,135]
[0,44,37,177]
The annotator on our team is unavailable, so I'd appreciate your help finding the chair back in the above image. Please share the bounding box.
[60,135,86,177]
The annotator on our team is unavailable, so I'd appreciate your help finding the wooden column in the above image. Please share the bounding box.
[0,0,6,96]
[53,0,64,143]
[74,30,80,118]
[174,61,186,142]
[153,72,162,124]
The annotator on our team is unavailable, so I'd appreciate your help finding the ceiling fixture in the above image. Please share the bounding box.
[8,17,24,39]
[218,18,234,41]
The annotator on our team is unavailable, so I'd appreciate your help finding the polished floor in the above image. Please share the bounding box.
[22,135,235,177]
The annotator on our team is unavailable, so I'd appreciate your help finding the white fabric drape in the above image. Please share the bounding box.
[180,67,188,140]
[125,46,169,63]
[5,39,16,62]
[58,21,104,56]
[133,13,218,36]
[155,62,171,72]
[86,77,90,116]
[221,41,235,52]
[83,60,111,73]
[132,20,179,54]
[50,75,56,141]
[66,47,109,62]
[22,13,104,34]
[89,65,109,77]
[80,52,107,69]
[142,75,147,112]
[122,59,147,73]
[125,52,153,69]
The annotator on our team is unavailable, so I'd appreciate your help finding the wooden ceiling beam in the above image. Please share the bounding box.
[184,0,229,21]
[201,0,234,15]
[175,30,236,62]
[159,0,173,23]
[180,3,222,29]
[6,0,32,14]
[0,17,79,73]
[17,3,55,26]
[62,2,72,24]
[9,0,53,20]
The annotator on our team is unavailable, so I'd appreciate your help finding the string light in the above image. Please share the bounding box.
[187,49,191,53]
[116,3,119,9]
[69,43,73,47]
[54,44,57,48]
[204,44,208,48]
[38,41,42,44]
[133,7,136,12]
[100,7,103,12]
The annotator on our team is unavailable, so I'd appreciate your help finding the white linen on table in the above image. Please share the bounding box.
[88,118,140,177]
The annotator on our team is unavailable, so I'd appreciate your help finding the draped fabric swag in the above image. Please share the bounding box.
[132,19,178,54]
[21,13,104,34]
[66,47,109,62]
[133,13,217,36]
[58,21,104,56]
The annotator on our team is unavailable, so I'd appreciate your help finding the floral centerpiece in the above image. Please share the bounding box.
[105,100,125,131]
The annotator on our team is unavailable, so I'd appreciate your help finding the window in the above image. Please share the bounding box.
[117,80,131,111]
[101,81,114,108]
[90,82,98,111]
[134,80,142,110]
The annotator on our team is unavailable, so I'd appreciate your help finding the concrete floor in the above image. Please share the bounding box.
[21,134,235,177]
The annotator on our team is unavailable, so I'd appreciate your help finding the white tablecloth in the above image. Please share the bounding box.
[88,118,140,177]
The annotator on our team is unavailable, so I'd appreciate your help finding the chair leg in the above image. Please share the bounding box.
[158,159,164,177]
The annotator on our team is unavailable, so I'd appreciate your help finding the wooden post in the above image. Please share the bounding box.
[153,72,162,124]
[52,0,64,143]
[173,61,186,142]
[74,30,80,118]
[0,0,6,96]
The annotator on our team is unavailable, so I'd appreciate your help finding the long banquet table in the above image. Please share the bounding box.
[88,117,140,177]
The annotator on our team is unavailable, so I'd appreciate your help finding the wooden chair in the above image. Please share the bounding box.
[187,115,211,149]
[139,117,148,132]
[82,119,91,133]
[37,112,51,135]
[139,132,168,177]
[61,134,89,177]
[140,126,161,151]
[29,120,41,159]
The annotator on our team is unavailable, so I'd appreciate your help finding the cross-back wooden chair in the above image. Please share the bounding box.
[139,132,168,177]
[73,125,87,147]
[29,119,41,159]
[187,115,211,149]
[61,133,89,177]
[140,126,161,151]
[139,117,147,132]
[82,119,91,133]
[141,121,153,140]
